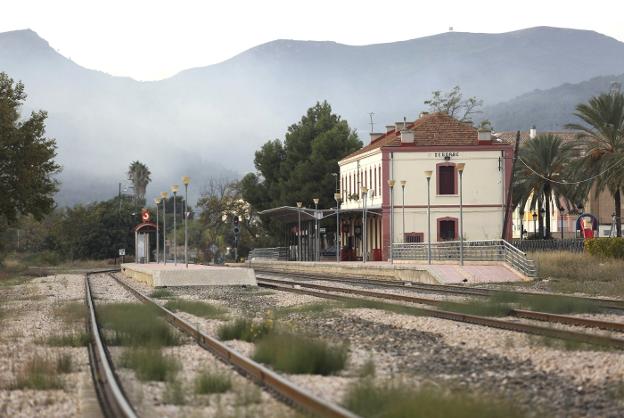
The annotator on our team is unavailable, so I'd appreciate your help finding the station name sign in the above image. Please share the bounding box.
[434,152,460,158]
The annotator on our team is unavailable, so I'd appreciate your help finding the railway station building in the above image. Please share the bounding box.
[337,112,514,261]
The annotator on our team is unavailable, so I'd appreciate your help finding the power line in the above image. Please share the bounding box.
[517,155,624,185]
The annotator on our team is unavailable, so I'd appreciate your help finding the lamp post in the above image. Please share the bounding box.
[171,185,179,265]
[400,180,406,242]
[519,210,524,240]
[388,179,395,261]
[457,163,465,266]
[424,171,432,264]
[161,192,168,264]
[532,211,537,239]
[362,186,368,263]
[334,193,341,263]
[154,197,161,263]
[540,207,546,239]
[296,202,303,261]
[559,207,565,240]
[313,197,320,262]
[182,176,190,268]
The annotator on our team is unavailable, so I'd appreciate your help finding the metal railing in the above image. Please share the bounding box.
[511,239,584,253]
[392,239,537,278]
[248,247,291,261]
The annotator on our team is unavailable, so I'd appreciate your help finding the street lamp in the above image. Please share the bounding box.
[161,192,168,264]
[313,197,320,261]
[171,185,179,265]
[424,171,432,264]
[387,179,396,261]
[519,210,524,241]
[182,176,190,268]
[296,201,303,261]
[532,211,537,239]
[400,180,406,242]
[456,163,465,266]
[334,192,341,263]
[154,197,161,263]
[559,207,565,240]
[362,186,369,263]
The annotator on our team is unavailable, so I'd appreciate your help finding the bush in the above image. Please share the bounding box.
[344,379,525,418]
[585,237,624,259]
[12,354,65,390]
[150,289,175,299]
[217,318,273,342]
[253,332,348,375]
[120,347,180,381]
[194,369,232,394]
[164,299,227,319]
[46,332,90,347]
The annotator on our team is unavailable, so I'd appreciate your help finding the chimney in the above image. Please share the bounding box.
[395,121,406,131]
[478,128,492,142]
[529,125,537,139]
[400,130,414,144]
[386,125,395,133]
[369,132,383,142]
[419,111,429,118]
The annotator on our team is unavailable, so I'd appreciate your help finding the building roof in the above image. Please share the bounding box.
[342,113,489,161]
[494,130,579,146]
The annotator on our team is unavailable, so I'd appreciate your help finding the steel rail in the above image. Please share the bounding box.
[257,278,624,349]
[85,271,138,418]
[106,273,359,418]
[253,268,624,311]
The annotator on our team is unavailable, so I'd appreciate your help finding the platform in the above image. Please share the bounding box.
[121,263,257,287]
[247,260,527,284]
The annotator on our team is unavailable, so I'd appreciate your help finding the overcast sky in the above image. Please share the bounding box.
[2,0,623,81]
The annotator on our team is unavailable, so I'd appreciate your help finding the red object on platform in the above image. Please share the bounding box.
[371,249,382,261]
[583,228,594,239]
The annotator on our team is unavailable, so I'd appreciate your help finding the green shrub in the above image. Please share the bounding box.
[253,332,348,375]
[585,237,624,259]
[217,318,273,342]
[150,289,175,299]
[194,369,232,394]
[120,347,180,381]
[344,379,525,418]
[163,378,186,405]
[12,354,64,390]
[518,293,602,314]
[55,302,87,324]
[164,299,227,319]
[46,332,90,347]
[97,303,179,347]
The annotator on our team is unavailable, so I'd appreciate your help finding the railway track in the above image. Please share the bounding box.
[85,270,138,418]
[100,272,359,418]
[256,276,624,349]
[253,268,624,311]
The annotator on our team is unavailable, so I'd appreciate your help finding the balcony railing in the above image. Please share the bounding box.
[392,239,537,278]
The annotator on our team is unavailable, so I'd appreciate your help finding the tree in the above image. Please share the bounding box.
[513,134,578,238]
[424,85,485,123]
[0,72,60,223]
[127,161,151,202]
[565,91,624,236]
[241,101,361,212]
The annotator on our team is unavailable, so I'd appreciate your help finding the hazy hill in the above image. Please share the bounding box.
[2,27,624,204]
[484,74,624,131]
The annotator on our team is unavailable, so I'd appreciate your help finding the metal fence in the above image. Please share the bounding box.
[511,239,584,253]
[392,239,537,278]
[248,247,292,261]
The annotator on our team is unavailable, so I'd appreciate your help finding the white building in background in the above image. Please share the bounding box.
[337,112,513,261]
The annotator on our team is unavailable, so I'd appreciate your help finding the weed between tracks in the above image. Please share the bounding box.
[97,303,180,346]
[45,331,90,347]
[54,301,87,324]
[194,368,232,394]
[120,347,180,381]
[11,353,73,390]
[343,378,525,418]
[217,318,273,342]
[164,299,228,319]
[150,288,175,299]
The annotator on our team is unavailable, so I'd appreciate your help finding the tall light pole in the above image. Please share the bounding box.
[400,180,406,242]
[313,198,320,261]
[154,197,161,263]
[519,210,524,240]
[334,192,341,263]
[532,211,538,238]
[296,202,303,261]
[182,176,190,268]
[559,207,565,240]
[161,192,168,264]
[425,171,432,265]
[387,179,395,261]
[362,186,368,263]
[457,163,465,266]
[171,185,179,265]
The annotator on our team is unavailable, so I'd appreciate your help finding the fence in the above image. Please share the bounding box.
[511,239,584,253]
[392,239,537,278]
[248,247,292,261]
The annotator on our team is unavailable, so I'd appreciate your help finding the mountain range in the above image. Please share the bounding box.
[2,26,624,205]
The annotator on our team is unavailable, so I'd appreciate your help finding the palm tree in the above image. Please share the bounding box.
[566,92,624,236]
[513,134,577,238]
[127,161,151,203]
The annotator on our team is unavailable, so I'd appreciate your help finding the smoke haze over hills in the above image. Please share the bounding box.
[2,26,624,205]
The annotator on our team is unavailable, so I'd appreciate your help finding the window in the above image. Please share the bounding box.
[438,218,457,241]
[438,164,456,195]
[404,232,424,243]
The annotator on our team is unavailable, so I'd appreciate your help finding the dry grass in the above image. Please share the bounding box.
[54,302,86,324]
[11,354,71,390]
[530,251,624,297]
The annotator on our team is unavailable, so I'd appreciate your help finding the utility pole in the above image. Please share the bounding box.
[502,131,520,240]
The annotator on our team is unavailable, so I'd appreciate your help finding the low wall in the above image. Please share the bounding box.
[121,263,257,287]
